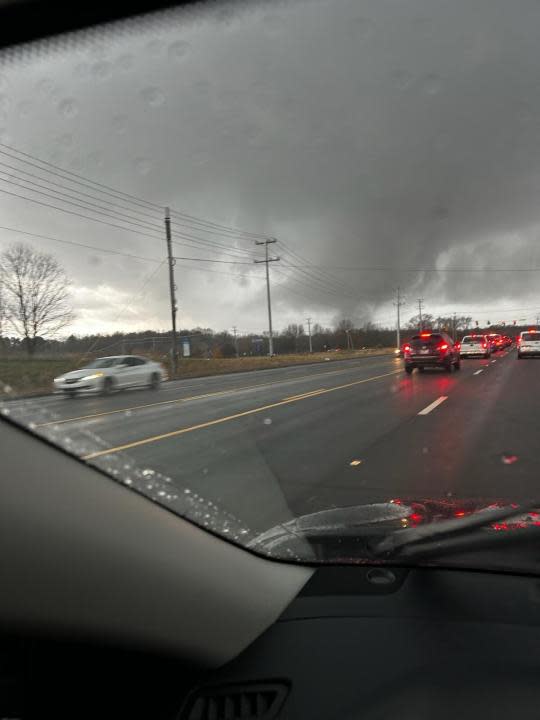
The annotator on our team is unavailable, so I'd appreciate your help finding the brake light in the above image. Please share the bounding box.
[482,342,487,348]
[420,332,431,338]
[455,343,461,350]
[439,343,448,351]
[403,344,411,352]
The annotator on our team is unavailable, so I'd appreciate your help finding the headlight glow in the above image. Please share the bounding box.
[82,372,105,380]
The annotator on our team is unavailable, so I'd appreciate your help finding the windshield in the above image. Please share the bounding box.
[1,0,540,571]
[521,334,539,342]
[83,358,122,369]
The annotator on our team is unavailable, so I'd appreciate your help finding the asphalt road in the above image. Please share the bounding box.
[6,348,537,534]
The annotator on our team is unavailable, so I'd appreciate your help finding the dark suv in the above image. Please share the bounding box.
[404,332,461,374]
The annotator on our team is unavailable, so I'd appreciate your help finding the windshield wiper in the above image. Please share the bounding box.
[369,502,540,561]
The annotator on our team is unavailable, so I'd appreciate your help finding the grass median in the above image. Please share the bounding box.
[0,348,395,398]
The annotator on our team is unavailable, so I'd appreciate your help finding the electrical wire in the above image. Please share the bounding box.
[0,224,162,263]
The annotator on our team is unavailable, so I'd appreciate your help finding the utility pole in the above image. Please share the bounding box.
[452,312,457,342]
[232,326,239,358]
[164,207,178,376]
[393,287,405,349]
[418,298,424,331]
[306,317,313,353]
[254,239,280,356]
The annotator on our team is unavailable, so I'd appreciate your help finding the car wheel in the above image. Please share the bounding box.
[102,376,114,395]
[454,359,461,370]
[518,353,523,359]
[149,372,160,390]
[405,366,413,374]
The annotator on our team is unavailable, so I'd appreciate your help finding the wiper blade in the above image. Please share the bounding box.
[369,501,540,560]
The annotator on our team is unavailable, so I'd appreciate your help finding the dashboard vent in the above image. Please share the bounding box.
[180,682,289,720]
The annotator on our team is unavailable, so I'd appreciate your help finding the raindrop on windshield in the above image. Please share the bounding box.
[140,87,165,107]
[91,60,112,80]
[58,133,74,147]
[115,54,134,71]
[135,157,152,175]
[112,114,127,134]
[73,63,89,78]
[145,39,161,56]
[58,98,79,119]
[17,101,32,119]
[422,74,442,95]
[168,40,190,60]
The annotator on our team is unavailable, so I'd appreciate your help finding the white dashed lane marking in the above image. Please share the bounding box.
[418,396,448,416]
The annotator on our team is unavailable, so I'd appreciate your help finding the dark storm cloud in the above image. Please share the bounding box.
[2,0,540,333]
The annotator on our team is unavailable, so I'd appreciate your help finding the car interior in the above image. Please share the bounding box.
[3,2,540,719]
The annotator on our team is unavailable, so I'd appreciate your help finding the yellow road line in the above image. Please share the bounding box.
[82,369,401,460]
[283,388,326,401]
[36,359,397,427]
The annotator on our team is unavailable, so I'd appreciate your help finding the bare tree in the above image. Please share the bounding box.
[0,243,74,355]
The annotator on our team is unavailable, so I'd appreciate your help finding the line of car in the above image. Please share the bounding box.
[397,330,536,374]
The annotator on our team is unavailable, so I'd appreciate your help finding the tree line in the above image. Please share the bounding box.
[0,242,525,359]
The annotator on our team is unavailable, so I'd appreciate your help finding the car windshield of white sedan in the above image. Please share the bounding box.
[84,358,123,369]
[1,0,540,569]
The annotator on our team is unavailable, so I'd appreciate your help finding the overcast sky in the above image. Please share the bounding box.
[2,0,540,337]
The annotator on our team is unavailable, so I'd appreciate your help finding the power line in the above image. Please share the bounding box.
[169,210,268,241]
[0,224,162,263]
[170,216,268,242]
[0,141,268,241]
[0,186,164,240]
[0,172,164,234]
[0,183,265,266]
[0,156,163,224]
[0,141,161,213]
[281,264,540,273]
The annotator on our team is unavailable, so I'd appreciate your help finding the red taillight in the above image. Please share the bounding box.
[455,343,461,350]
[420,332,431,338]
[439,343,448,351]
[409,512,423,524]
[454,511,466,517]
[403,344,411,353]
[482,342,487,348]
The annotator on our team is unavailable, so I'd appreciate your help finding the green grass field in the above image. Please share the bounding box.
[0,348,394,398]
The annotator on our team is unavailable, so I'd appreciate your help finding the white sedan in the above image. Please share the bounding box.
[53,355,167,396]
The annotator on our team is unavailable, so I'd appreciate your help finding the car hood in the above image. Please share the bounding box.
[248,497,540,561]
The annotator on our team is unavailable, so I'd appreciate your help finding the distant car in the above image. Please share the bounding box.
[53,355,167,396]
[486,333,504,351]
[517,331,540,358]
[459,335,491,358]
[404,331,461,373]
[394,340,411,358]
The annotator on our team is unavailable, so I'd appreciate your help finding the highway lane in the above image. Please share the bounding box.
[5,349,529,534]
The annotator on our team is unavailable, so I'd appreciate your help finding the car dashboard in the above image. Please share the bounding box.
[4,564,540,719]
